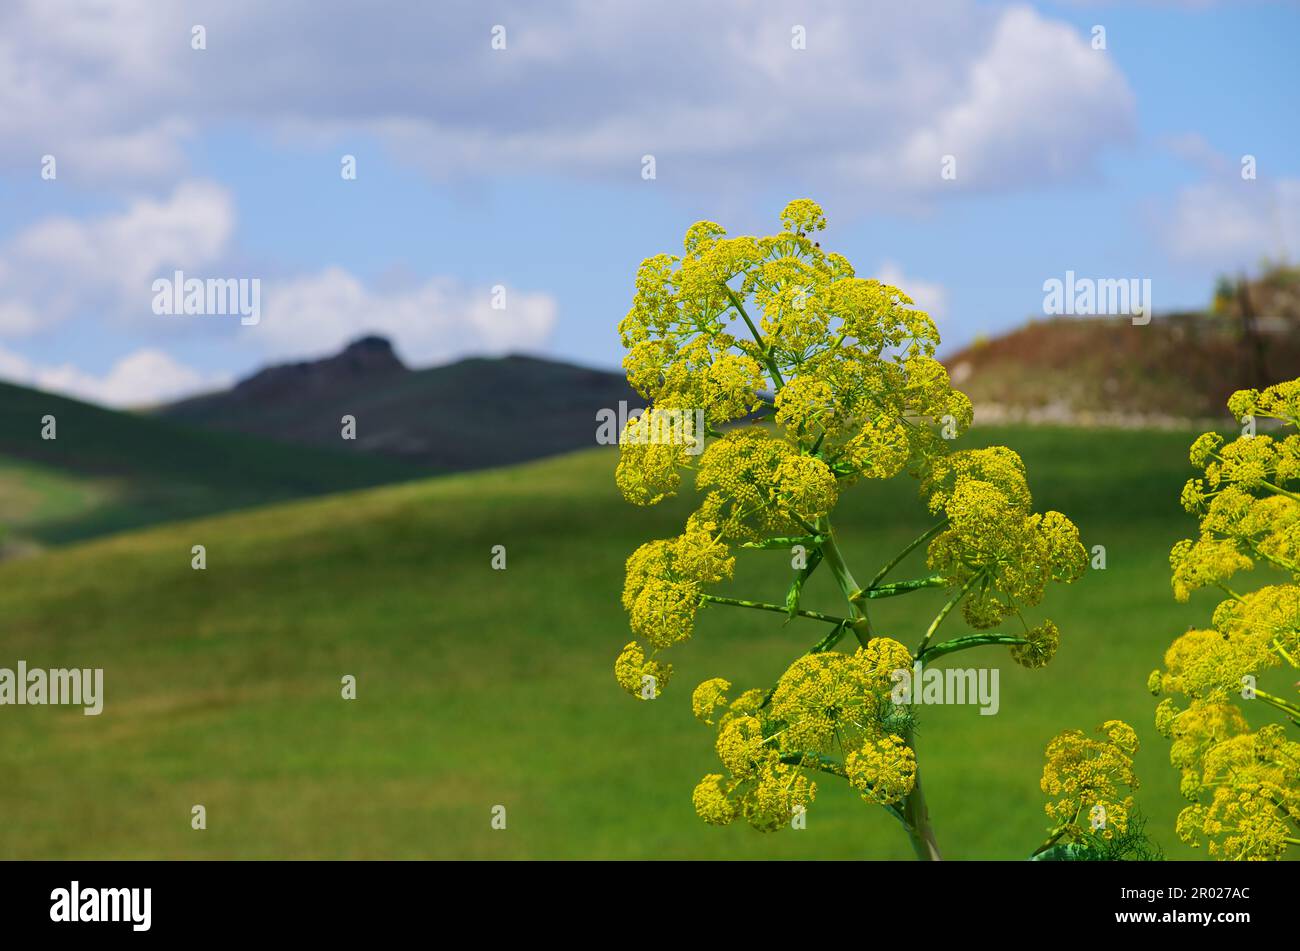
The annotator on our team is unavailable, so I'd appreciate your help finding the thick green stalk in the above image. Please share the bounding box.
[899,755,942,861]
[819,518,943,861]
[1254,688,1300,720]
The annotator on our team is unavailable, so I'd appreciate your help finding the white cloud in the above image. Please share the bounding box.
[874,262,949,321]
[1160,132,1233,176]
[1057,1,1225,7]
[0,258,561,402]
[0,181,559,372]
[1164,179,1300,266]
[0,300,40,336]
[0,1,1136,198]
[256,268,557,365]
[0,345,230,408]
[0,180,234,334]
[0,1,195,182]
[877,7,1135,191]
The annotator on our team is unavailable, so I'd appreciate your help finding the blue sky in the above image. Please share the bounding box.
[0,0,1296,406]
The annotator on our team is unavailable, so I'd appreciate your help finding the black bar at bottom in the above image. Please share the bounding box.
[0,859,1281,938]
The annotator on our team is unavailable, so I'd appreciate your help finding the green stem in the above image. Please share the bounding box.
[899,729,942,861]
[700,594,847,626]
[854,575,947,603]
[819,517,942,860]
[777,753,906,825]
[915,573,983,657]
[1029,825,1069,858]
[1254,689,1300,720]
[741,534,823,550]
[919,632,1027,664]
[865,520,949,591]
[809,620,851,654]
[779,752,847,778]
[1271,638,1298,669]
[819,522,869,645]
[725,286,786,389]
[1261,480,1300,503]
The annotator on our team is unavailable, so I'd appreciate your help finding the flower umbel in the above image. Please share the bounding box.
[1152,377,1300,860]
[613,200,1089,857]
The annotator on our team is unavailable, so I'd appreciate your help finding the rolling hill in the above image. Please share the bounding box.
[0,378,424,551]
[0,424,1270,859]
[945,267,1300,426]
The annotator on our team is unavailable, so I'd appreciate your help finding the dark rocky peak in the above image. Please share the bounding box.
[232,335,408,401]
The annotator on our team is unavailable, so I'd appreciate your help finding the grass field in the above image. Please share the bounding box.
[0,424,1280,859]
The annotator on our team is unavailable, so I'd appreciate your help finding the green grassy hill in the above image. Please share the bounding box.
[0,425,1274,859]
[0,379,425,549]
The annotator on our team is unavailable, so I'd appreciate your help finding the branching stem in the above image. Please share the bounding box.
[700,594,847,626]
[725,286,786,390]
[865,520,948,591]
[919,632,1027,664]
[915,572,983,657]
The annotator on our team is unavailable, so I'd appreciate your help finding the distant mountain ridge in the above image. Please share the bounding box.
[159,337,641,471]
[219,334,408,404]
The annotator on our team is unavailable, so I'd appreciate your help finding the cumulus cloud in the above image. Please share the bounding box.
[875,7,1135,191]
[0,345,230,408]
[0,179,559,374]
[0,181,234,333]
[0,0,196,182]
[1164,179,1300,266]
[0,0,1136,198]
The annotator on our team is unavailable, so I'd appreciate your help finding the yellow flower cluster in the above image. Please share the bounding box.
[921,445,1033,514]
[689,638,917,829]
[769,649,887,754]
[691,677,732,725]
[1153,378,1300,860]
[1154,584,1299,703]
[615,408,693,506]
[614,520,734,697]
[1228,378,1300,427]
[1040,720,1139,841]
[613,641,672,700]
[1153,692,1299,859]
[693,428,838,541]
[1174,389,1300,601]
[1173,725,1300,860]
[1010,620,1061,669]
[614,199,975,512]
[772,350,971,483]
[923,448,1087,638]
[1155,698,1247,789]
[688,683,819,832]
[846,735,917,806]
